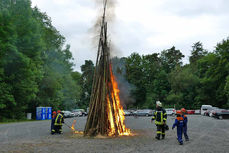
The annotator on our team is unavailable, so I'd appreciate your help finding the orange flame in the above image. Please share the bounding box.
[71,120,84,134]
[107,65,131,136]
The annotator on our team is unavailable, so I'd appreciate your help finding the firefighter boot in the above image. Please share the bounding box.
[162,132,165,139]
[155,134,160,140]
[51,129,55,135]
[59,129,63,134]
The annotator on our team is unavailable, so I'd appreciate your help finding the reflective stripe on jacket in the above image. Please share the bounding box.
[54,113,64,126]
[152,108,167,125]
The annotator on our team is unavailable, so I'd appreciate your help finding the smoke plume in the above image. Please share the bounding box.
[111,57,136,108]
[90,0,118,54]
[91,0,135,108]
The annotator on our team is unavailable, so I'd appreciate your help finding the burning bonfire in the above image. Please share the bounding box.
[106,65,131,136]
[84,0,131,137]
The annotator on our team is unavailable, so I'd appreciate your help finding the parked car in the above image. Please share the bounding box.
[133,109,153,116]
[72,109,87,117]
[194,110,201,114]
[165,108,175,116]
[208,107,219,117]
[72,110,82,117]
[203,107,219,116]
[211,109,229,119]
[127,109,136,116]
[62,111,74,118]
[204,109,212,116]
[124,110,131,116]
[187,110,195,114]
[201,105,212,115]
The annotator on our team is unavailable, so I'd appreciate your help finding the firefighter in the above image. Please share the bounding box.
[151,101,167,140]
[181,108,189,141]
[54,110,64,134]
[51,111,57,135]
[172,110,184,145]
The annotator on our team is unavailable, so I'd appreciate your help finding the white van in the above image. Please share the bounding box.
[201,105,212,115]
[165,108,176,116]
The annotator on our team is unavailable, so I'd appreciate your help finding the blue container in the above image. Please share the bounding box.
[45,107,52,120]
[36,107,46,120]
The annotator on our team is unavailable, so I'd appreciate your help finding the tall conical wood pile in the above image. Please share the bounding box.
[84,0,130,137]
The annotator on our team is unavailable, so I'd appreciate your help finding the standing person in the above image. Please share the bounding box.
[172,110,184,145]
[54,110,64,134]
[51,111,57,135]
[151,101,167,140]
[181,108,189,141]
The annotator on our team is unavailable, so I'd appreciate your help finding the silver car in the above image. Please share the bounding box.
[62,111,74,118]
[133,109,153,116]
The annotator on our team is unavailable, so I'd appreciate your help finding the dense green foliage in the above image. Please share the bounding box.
[78,60,94,109]
[81,41,228,110]
[0,0,81,120]
[0,0,228,121]
[123,41,229,109]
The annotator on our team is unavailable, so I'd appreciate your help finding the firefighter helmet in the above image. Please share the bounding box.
[156,101,162,107]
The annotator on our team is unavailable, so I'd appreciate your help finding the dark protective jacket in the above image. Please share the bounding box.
[152,107,167,125]
[54,113,64,126]
[51,113,57,132]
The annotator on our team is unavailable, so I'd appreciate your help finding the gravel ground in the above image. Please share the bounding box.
[0,115,229,153]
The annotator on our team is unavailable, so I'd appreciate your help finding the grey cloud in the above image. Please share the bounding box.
[162,0,229,17]
[61,23,91,39]
[112,20,158,57]
[32,0,229,72]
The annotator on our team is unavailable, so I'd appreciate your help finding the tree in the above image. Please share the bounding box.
[125,53,143,87]
[0,0,80,120]
[0,1,41,119]
[195,38,229,108]
[214,38,229,107]
[0,7,16,117]
[168,66,200,109]
[71,71,82,107]
[125,53,146,107]
[160,46,184,73]
[189,42,207,64]
[79,60,94,109]
[225,76,229,107]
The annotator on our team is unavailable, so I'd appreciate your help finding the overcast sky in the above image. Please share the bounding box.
[31,0,229,72]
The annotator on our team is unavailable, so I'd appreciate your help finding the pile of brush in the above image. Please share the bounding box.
[84,0,129,137]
